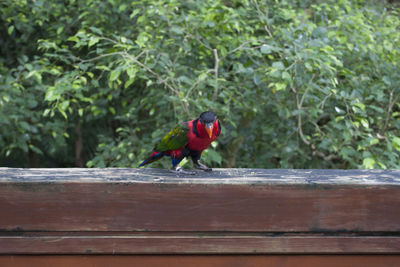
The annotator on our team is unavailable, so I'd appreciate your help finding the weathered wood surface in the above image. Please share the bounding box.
[0,168,399,255]
[1,168,399,232]
[1,168,400,184]
[1,255,400,267]
[2,235,400,254]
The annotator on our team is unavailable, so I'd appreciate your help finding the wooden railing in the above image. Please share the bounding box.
[0,168,399,266]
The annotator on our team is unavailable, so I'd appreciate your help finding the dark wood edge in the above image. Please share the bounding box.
[1,234,399,254]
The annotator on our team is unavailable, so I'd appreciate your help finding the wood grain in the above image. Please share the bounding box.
[1,182,399,232]
[2,255,400,267]
[1,234,399,254]
[1,168,400,184]
[0,168,399,256]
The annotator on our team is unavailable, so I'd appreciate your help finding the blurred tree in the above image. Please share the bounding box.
[1,0,400,169]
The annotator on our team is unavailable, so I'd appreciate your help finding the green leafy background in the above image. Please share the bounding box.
[1,0,400,169]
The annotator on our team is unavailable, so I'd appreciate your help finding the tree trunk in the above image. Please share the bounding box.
[75,121,84,167]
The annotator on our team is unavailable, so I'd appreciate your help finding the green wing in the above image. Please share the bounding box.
[154,123,189,152]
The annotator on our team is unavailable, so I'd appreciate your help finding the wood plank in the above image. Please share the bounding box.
[1,255,400,267]
[0,181,399,232]
[1,168,400,256]
[1,168,400,184]
[0,234,399,254]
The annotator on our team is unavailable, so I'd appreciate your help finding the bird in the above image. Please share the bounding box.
[138,111,221,174]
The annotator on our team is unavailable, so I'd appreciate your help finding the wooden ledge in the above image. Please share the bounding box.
[0,168,399,255]
[1,168,400,185]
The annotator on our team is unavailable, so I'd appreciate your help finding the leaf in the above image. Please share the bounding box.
[382,76,391,86]
[20,121,31,131]
[125,78,135,88]
[126,67,137,79]
[360,118,369,128]
[260,44,272,54]
[383,40,393,51]
[89,27,103,35]
[171,26,184,35]
[272,61,285,70]
[109,69,121,82]
[43,109,51,117]
[89,36,100,47]
[305,62,313,71]
[253,73,261,85]
[275,82,286,91]
[130,9,140,19]
[29,144,43,155]
[335,107,344,114]
[353,102,365,111]
[68,36,79,42]
[282,71,291,82]
[45,89,57,101]
[363,158,375,169]
[369,138,379,146]
[57,26,64,35]
[58,106,68,119]
[60,100,70,111]
[204,149,222,165]
[8,25,14,35]
[312,27,327,38]
[178,75,191,85]
[392,137,400,151]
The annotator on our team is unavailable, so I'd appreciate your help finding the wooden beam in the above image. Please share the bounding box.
[0,168,399,255]
[1,234,400,254]
[1,168,400,184]
[2,255,400,267]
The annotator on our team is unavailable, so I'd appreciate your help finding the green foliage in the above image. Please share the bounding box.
[1,0,400,169]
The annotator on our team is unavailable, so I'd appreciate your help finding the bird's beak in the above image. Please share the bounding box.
[205,123,213,138]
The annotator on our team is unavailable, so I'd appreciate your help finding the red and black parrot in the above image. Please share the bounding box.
[139,111,221,173]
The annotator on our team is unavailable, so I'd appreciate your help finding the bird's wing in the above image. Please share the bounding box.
[154,123,189,152]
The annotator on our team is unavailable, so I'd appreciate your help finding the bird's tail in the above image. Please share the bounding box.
[138,152,164,167]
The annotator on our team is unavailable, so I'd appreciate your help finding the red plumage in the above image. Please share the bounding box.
[186,118,220,150]
[165,118,221,157]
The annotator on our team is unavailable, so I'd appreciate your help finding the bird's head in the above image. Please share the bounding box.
[199,111,217,138]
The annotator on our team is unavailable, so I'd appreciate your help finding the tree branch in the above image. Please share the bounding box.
[185,69,213,99]
[78,52,122,63]
[252,0,273,38]
[381,90,400,136]
[121,52,190,115]
[294,74,339,162]
[212,48,220,101]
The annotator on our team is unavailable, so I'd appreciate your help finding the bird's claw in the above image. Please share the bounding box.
[196,167,212,172]
[170,166,196,175]
[194,162,212,172]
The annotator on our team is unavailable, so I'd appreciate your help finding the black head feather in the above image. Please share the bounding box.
[199,111,217,124]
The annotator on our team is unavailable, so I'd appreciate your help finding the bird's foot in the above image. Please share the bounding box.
[170,166,196,175]
[194,161,212,172]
